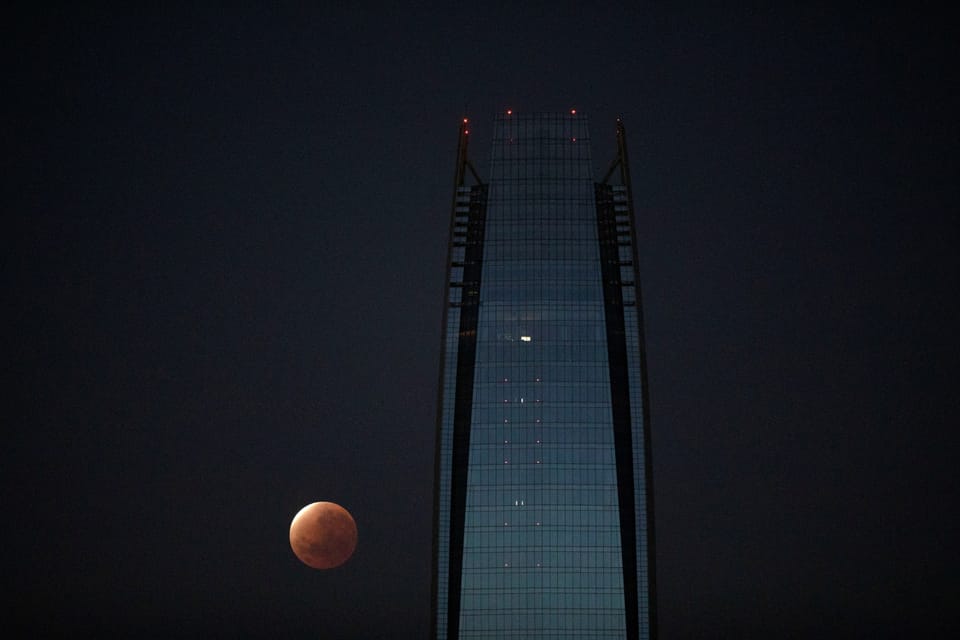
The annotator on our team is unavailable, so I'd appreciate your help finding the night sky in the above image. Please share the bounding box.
[5,4,957,638]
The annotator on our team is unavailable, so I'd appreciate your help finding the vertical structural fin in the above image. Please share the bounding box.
[431,117,487,640]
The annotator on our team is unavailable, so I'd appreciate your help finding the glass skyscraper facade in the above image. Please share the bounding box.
[432,112,655,639]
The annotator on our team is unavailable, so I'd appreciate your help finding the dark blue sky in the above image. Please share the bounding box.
[5,4,957,638]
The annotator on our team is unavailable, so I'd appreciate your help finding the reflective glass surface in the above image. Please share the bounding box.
[435,113,652,639]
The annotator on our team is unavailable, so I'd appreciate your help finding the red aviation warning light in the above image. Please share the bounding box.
[506,109,513,115]
[570,109,577,115]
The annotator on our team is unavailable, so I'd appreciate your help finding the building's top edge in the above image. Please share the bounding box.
[492,111,586,120]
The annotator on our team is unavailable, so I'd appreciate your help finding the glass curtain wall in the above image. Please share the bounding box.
[433,112,652,640]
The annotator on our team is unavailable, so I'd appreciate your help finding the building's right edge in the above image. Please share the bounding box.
[596,118,658,640]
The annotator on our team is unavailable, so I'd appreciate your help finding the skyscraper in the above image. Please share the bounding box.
[431,111,656,639]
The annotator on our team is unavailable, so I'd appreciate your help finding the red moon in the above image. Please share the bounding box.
[289,502,358,569]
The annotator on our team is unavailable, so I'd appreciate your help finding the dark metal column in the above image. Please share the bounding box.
[431,119,486,640]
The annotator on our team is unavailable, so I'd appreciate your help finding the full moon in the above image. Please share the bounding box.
[289,501,358,569]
